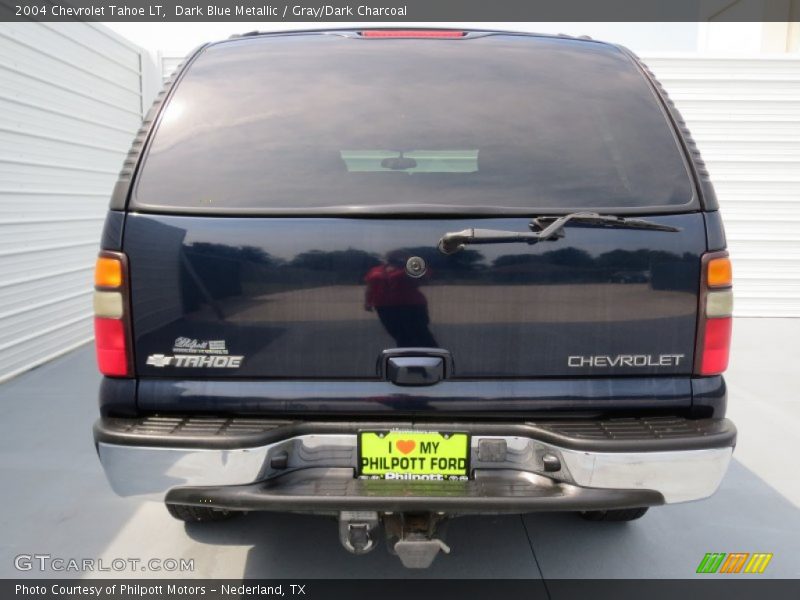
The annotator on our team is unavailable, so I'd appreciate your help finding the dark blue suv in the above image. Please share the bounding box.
[92,29,736,568]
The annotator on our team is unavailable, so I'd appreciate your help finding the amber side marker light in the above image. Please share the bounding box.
[707,256,733,288]
[695,252,733,376]
[93,252,131,377]
[94,256,123,288]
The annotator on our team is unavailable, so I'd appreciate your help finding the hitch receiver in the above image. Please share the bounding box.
[339,511,379,554]
[384,513,451,569]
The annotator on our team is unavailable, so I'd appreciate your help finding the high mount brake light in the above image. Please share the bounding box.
[695,251,733,376]
[360,30,466,38]
[93,252,132,377]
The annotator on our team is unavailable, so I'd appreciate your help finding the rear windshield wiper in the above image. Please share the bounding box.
[437,212,681,255]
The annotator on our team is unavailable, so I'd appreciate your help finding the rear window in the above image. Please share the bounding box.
[133,34,695,214]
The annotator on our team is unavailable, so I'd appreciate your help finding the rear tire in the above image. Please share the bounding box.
[579,507,649,522]
[166,503,240,523]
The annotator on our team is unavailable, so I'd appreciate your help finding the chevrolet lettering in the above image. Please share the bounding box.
[568,354,686,368]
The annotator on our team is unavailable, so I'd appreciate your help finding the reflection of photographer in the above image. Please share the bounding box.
[364,250,438,348]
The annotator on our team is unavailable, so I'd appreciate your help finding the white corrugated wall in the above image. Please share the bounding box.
[0,23,156,382]
[159,54,184,81]
[645,56,800,318]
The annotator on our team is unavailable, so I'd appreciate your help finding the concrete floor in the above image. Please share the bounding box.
[0,318,798,579]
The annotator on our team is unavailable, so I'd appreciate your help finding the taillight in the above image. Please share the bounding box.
[360,30,465,38]
[695,252,733,376]
[93,251,132,377]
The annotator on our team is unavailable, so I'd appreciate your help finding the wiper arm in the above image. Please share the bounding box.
[437,212,680,255]
[438,228,542,255]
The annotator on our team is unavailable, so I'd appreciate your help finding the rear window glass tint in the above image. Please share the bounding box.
[133,34,694,213]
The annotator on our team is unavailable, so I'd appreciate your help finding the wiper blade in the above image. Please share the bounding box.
[531,212,682,234]
[437,212,680,255]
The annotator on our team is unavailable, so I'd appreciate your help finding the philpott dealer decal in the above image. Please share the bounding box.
[171,336,228,355]
[146,337,244,369]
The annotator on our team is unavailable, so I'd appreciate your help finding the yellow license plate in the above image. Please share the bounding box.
[358,431,470,480]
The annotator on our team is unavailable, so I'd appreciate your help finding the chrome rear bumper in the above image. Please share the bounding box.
[95,417,735,510]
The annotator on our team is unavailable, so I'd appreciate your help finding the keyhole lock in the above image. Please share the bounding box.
[405,256,427,278]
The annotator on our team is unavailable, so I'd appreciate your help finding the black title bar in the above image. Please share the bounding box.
[5,579,800,600]
[0,0,795,22]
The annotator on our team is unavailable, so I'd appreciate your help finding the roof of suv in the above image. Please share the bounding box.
[219,28,612,46]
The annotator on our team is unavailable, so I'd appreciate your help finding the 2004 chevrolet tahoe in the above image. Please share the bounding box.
[92,29,736,568]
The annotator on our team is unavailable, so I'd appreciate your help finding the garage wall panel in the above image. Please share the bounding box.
[645,56,800,317]
[0,23,152,382]
[160,55,184,81]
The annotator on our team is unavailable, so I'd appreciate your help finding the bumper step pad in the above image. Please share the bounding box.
[165,467,663,513]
